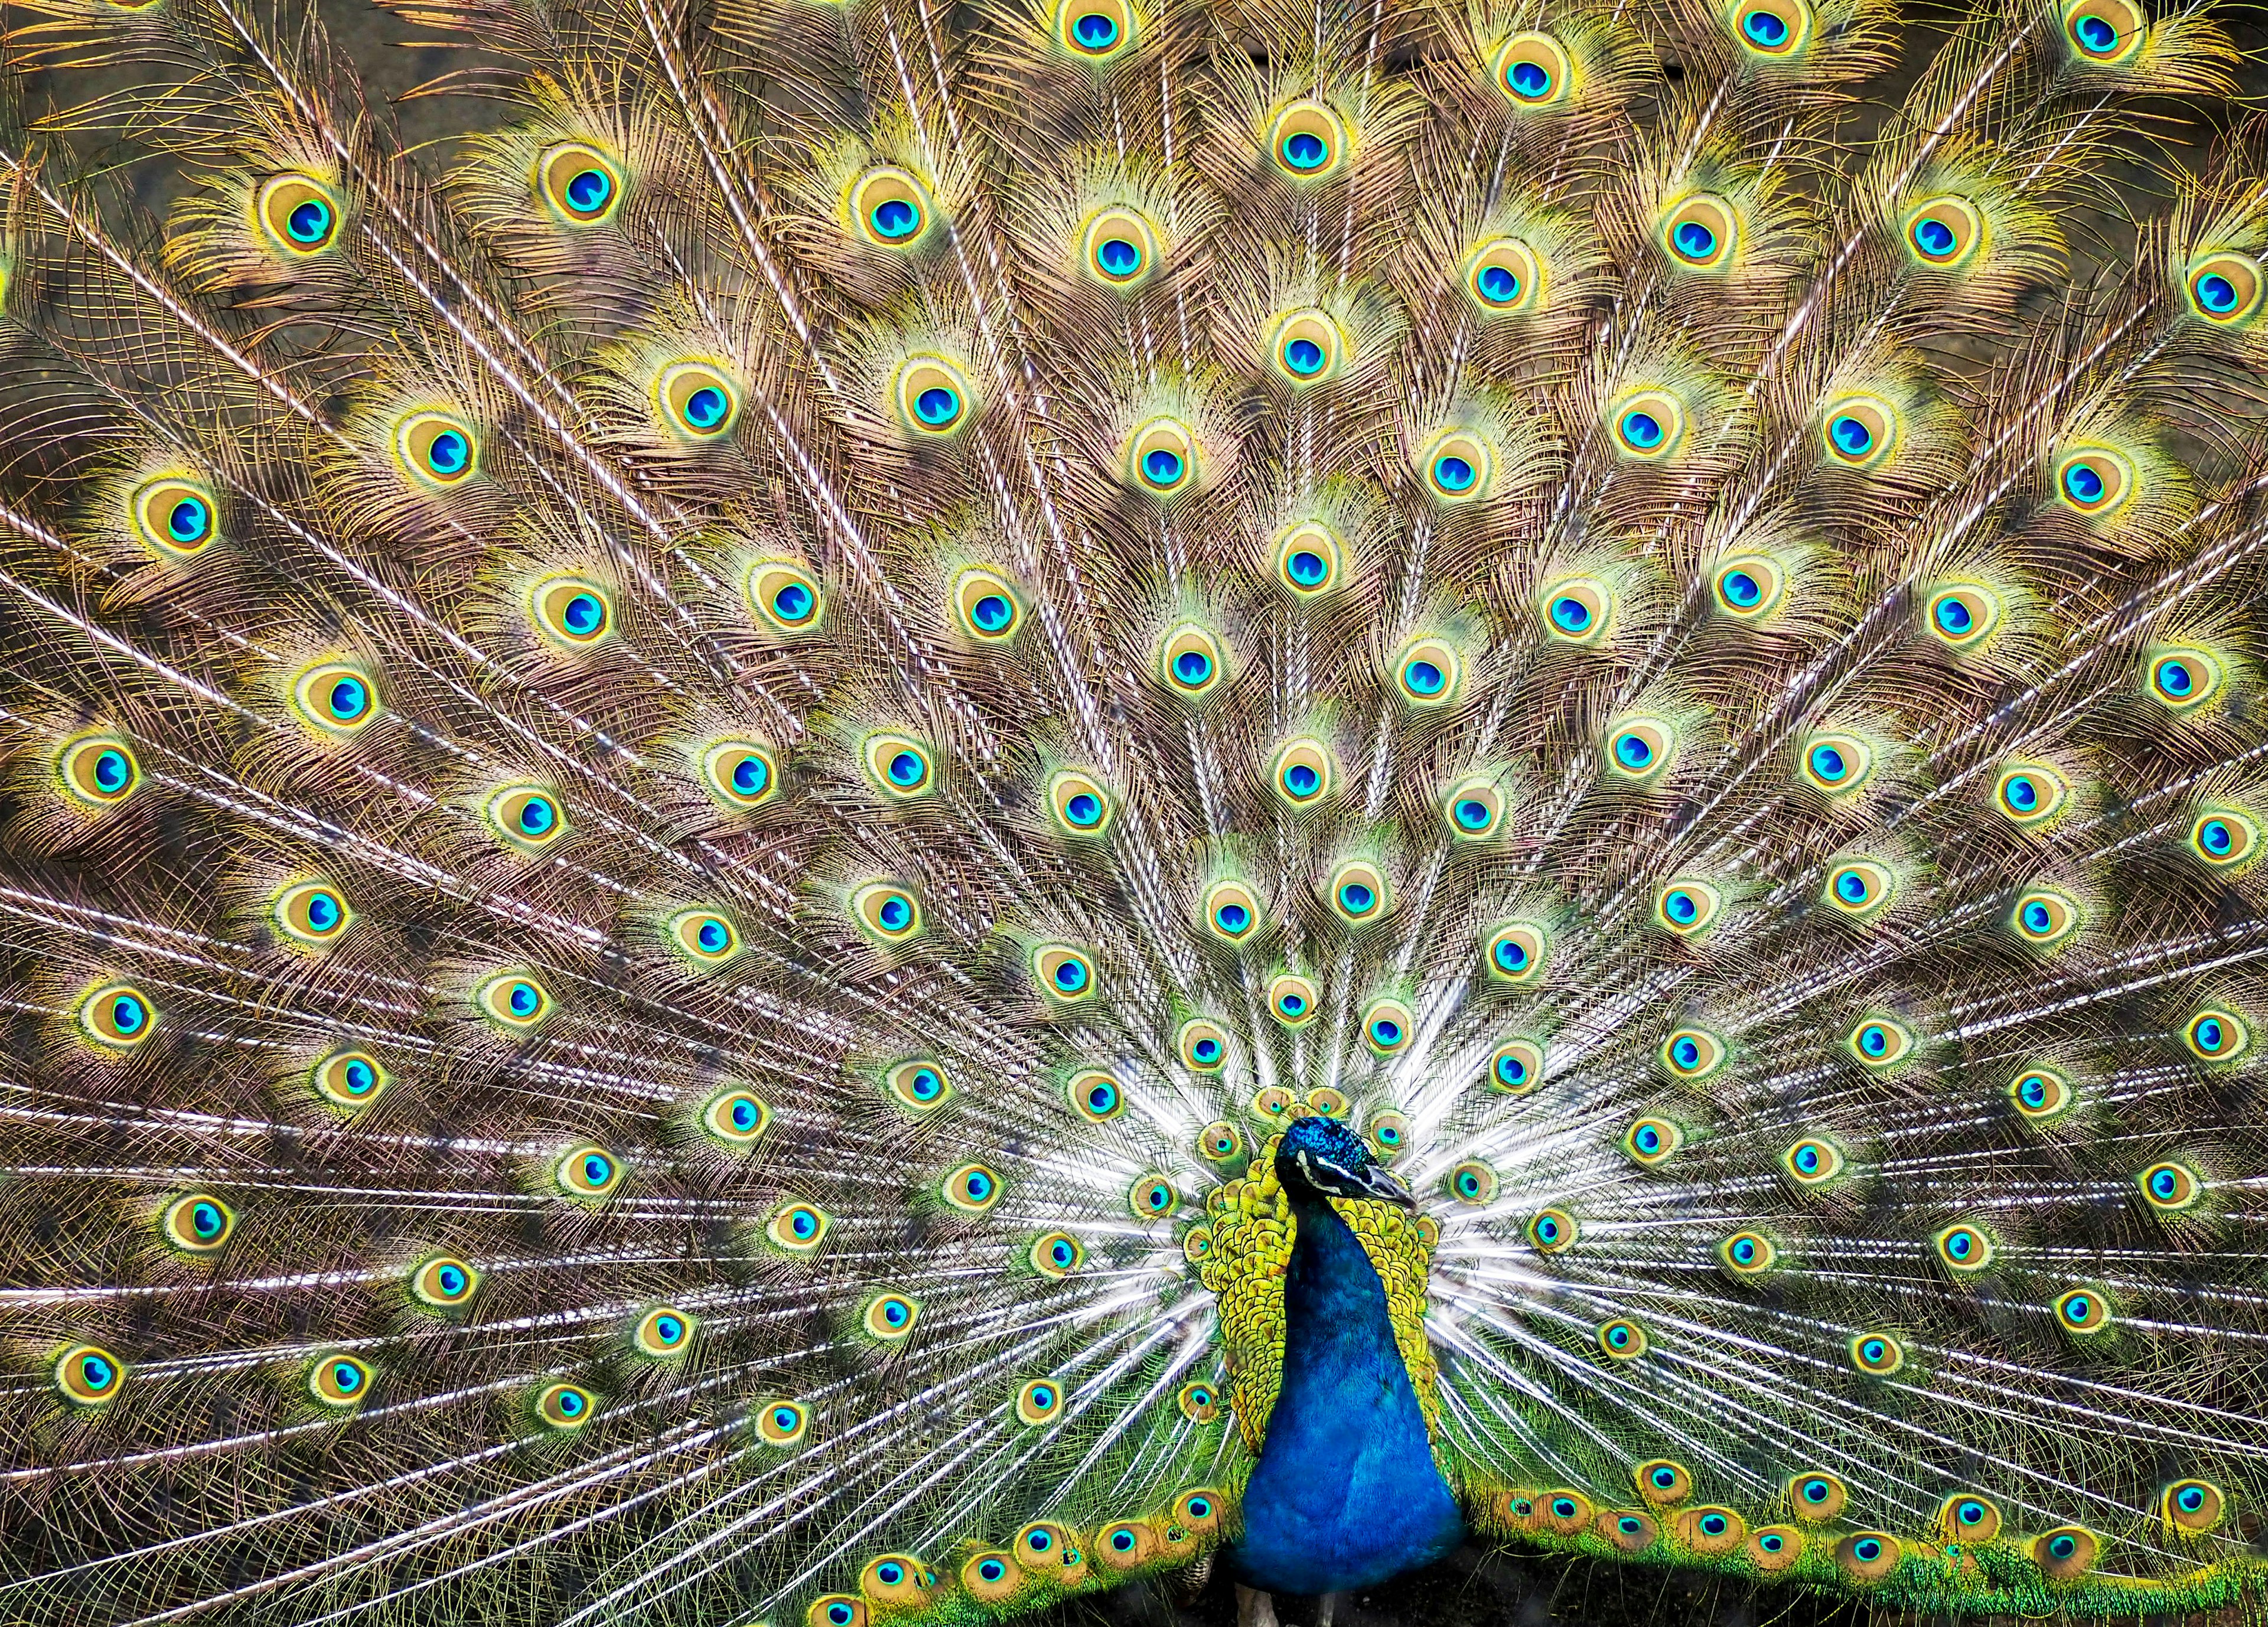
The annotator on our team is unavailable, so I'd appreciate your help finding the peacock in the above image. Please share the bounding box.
[4,0,2268,1616]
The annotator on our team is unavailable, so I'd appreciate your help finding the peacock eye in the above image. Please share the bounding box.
[853,883,924,943]
[767,1201,832,1254]
[257,173,343,253]
[747,560,823,634]
[538,143,623,222]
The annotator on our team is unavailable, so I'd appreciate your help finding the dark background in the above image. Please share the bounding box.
[14,1,2268,1622]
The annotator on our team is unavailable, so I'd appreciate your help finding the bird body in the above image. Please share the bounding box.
[6,0,2268,1619]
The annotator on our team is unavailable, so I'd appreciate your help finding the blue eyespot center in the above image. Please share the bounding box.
[1673,1038,1700,1069]
[1283,762,1321,797]
[1286,549,1329,586]
[1339,882,1375,914]
[1215,902,1250,933]
[1064,792,1102,826]
[731,756,768,796]
[1432,454,1475,491]
[288,198,333,243]
[1072,9,1117,47]
[1478,265,1520,304]
[2180,1486,2207,1511]
[972,594,1013,631]
[1054,958,1088,991]
[1194,1038,1222,1062]
[168,498,210,542]
[1831,415,1872,454]
[2198,273,2238,312]
[305,892,341,931]
[1097,236,1140,276]
[915,386,960,425]
[1143,448,1185,485]
[1496,1054,1527,1085]
[683,387,728,430]
[113,995,146,1033]
[888,751,926,787]
[2074,12,2116,50]
[1742,6,1789,43]
[2064,461,2105,503]
[909,1068,941,1098]
[872,198,920,239]
[94,750,132,793]
[1837,871,1871,904]
[1621,411,1664,449]
[1673,220,1716,260]
[1810,744,1846,781]
[1912,217,1957,257]
[1405,659,1445,695]
[519,797,555,836]
[1550,596,1591,632]
[1507,60,1550,98]
[1665,891,1698,924]
[1456,798,1492,830]
[1614,732,1653,768]
[2158,658,2192,695]
[2202,819,2233,853]
[773,581,814,623]
[877,896,912,931]
[426,431,470,475]
[731,1097,758,1130]
[1860,1025,1889,1056]
[509,982,539,1017]
[1279,992,1306,1016]
[566,168,611,212]
[1371,1019,1402,1045]
[1174,649,1213,685]
[1282,132,1328,169]
[1283,337,1325,375]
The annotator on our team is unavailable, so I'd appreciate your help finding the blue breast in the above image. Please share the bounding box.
[1231,1192,1465,1594]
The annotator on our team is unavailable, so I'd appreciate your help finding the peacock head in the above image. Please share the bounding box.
[1276,1115,1415,1209]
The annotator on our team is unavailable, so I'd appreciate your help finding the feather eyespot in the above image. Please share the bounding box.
[1128,418,1198,494]
[1033,943,1096,1003]
[1992,762,2070,826]
[1014,1378,1064,1426]
[887,1060,952,1113]
[1539,576,1612,645]
[951,567,1021,642]
[946,1163,1005,1214]
[1902,195,1983,268]
[1602,716,1676,784]
[533,1381,595,1431]
[131,475,219,556]
[486,785,568,852]
[1597,1318,1647,1359]
[863,1292,920,1341]
[1788,1473,1847,1522]
[1610,392,1687,460]
[1719,1230,1775,1274]
[409,1254,480,1309]
[961,1551,1021,1600]
[1273,523,1344,599]
[1822,859,1896,919]
[1493,31,1573,106]
[1197,1121,1243,1162]
[1484,922,1549,984]
[2184,252,2263,324]
[2054,1286,2110,1335]
[1047,769,1113,836]
[1730,0,1809,53]
[2164,1479,2224,1534]
[2139,1159,2202,1212]
[1266,973,1319,1025]
[851,882,923,943]
[1179,1019,1230,1071]
[758,1399,809,1445]
[255,174,343,255]
[1836,1532,1900,1582]
[290,661,380,735]
[537,143,622,223]
[273,881,352,947]
[531,577,612,647]
[54,1344,125,1406]
[2010,886,2081,949]
[1128,1173,1177,1218]
[2145,646,2223,711]
[1443,778,1504,839]
[1327,859,1389,925]
[767,1201,830,1254]
[1030,1232,1084,1277]
[1067,1068,1124,1121]
[2062,0,2142,61]
[1933,1221,1993,1273]
[809,1599,865,1627]
[57,734,139,807]
[1622,1117,1682,1166]
[393,410,478,486]
[309,1352,373,1407]
[1923,582,2001,648]
[1659,1028,1726,1080]
[1524,1204,1572,1247]
[77,983,155,1049]
[1267,102,1347,179]
[1937,1494,2002,1542]
[656,361,738,439]
[1160,624,1228,697]
[2032,1526,2097,1580]
[702,1087,768,1145]
[475,971,552,1029]
[556,1145,623,1199]
[2188,807,2260,870]
[746,560,823,634]
[159,1193,234,1253]
[1418,433,1491,502]
[2054,445,2135,516]
[1653,879,1721,938]
[2009,1065,2074,1121]
[634,1306,695,1358]
[1099,1520,1158,1567]
[1661,196,1737,270]
[1848,1331,1904,1374]
[1749,1527,1803,1569]
[1821,396,1896,469]
[1057,0,1133,57]
[862,733,937,800]
[1844,1014,1914,1069]
[1465,237,1542,314]
[861,1557,936,1605]
[848,167,934,248]
[314,1049,389,1109]
[1780,1136,1845,1186]
[1396,637,1463,705]
[1710,554,1786,621]
[1797,732,1873,797]
[1361,997,1414,1055]
[669,909,741,964]
[1367,1111,1408,1158]
[1272,737,1337,807]
[1269,308,1345,386]
[1490,1039,1544,1094]
[894,356,973,435]
[1081,207,1156,287]
[1634,1460,1692,1505]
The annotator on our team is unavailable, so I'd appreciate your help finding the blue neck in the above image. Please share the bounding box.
[1231,1189,1464,1595]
